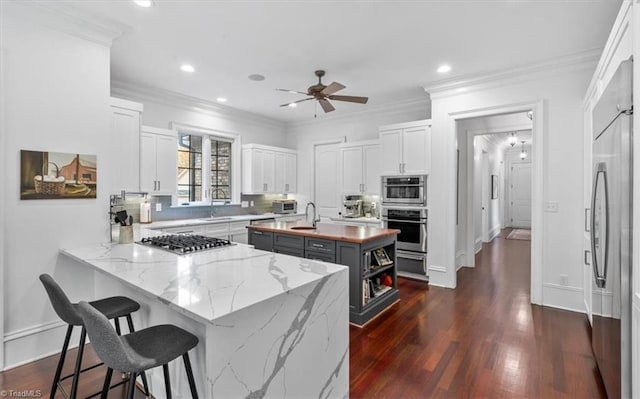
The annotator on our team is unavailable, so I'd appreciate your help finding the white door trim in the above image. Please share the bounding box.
[0,47,6,370]
[452,100,544,305]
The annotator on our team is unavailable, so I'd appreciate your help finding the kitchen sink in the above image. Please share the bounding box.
[290,225,317,230]
[200,217,232,222]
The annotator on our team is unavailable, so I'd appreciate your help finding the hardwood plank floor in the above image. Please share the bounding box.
[350,228,607,398]
[1,228,606,398]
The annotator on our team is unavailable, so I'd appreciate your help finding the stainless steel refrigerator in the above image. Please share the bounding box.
[590,58,633,399]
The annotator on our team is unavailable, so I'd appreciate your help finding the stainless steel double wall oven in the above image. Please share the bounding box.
[381,175,428,282]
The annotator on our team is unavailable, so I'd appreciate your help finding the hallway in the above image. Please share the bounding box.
[350,228,606,398]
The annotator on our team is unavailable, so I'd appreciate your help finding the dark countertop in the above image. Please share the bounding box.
[247,221,399,244]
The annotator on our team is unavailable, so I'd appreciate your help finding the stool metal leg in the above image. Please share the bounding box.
[183,353,199,399]
[126,372,137,399]
[50,325,73,399]
[100,368,113,399]
[125,314,150,397]
[163,364,172,399]
[114,317,121,336]
[69,327,87,399]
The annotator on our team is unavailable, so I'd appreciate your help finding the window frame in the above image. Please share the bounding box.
[171,121,241,205]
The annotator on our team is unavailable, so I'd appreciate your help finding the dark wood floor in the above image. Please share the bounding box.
[1,229,606,398]
[350,228,607,398]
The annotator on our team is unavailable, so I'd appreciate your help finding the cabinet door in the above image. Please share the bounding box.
[248,150,265,194]
[110,106,141,193]
[155,134,177,195]
[379,129,402,175]
[274,151,287,193]
[285,153,297,193]
[139,132,157,193]
[341,146,364,194]
[362,144,381,195]
[263,150,275,193]
[402,125,429,174]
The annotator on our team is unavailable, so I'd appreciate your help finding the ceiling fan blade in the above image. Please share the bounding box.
[327,94,368,104]
[318,98,335,113]
[276,88,310,96]
[321,82,346,96]
[279,97,314,107]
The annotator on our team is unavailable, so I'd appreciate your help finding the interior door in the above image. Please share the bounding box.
[314,142,341,218]
[510,162,532,228]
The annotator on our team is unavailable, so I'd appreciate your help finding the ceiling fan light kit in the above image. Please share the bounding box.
[277,70,368,114]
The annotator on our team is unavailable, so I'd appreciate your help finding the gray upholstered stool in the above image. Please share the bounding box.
[77,301,199,399]
[39,274,149,399]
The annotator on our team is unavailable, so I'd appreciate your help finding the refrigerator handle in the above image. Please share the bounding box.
[590,162,609,289]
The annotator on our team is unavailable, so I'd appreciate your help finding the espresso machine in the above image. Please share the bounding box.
[343,199,363,218]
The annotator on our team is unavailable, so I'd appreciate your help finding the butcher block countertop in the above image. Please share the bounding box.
[247,221,400,244]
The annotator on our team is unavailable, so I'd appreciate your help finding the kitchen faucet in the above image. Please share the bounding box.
[305,202,320,228]
[210,187,229,218]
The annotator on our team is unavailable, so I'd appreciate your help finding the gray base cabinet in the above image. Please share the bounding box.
[248,229,399,326]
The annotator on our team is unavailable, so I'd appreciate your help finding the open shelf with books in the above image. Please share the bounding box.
[357,239,399,319]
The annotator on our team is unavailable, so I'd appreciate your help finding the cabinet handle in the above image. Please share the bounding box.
[253,231,263,235]
[311,243,324,248]
[584,208,590,232]
[285,183,289,192]
[157,180,160,191]
[153,180,157,191]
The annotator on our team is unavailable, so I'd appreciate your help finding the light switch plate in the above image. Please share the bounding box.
[155,203,162,212]
[544,201,558,213]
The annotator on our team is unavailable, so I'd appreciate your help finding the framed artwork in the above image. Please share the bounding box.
[491,174,498,200]
[20,150,97,199]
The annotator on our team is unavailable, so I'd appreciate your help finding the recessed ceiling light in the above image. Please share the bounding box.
[133,0,153,7]
[288,103,297,108]
[180,64,195,73]
[437,64,452,73]
[248,74,265,81]
[216,97,227,103]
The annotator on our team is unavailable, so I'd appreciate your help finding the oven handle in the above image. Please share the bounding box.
[382,218,427,224]
[397,251,427,261]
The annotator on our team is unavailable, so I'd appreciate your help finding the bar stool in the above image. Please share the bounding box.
[76,301,199,399]
[39,274,150,399]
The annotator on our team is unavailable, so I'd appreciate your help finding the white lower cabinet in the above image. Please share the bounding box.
[229,221,249,244]
[161,225,206,235]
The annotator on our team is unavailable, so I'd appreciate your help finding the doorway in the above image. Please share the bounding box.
[312,138,345,218]
[455,108,538,301]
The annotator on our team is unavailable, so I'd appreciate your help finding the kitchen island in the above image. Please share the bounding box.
[61,233,348,398]
[247,221,400,326]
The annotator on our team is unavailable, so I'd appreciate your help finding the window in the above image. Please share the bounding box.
[177,133,233,204]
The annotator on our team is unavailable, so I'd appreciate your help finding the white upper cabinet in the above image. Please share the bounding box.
[339,140,381,195]
[379,120,431,175]
[109,97,142,194]
[242,144,297,194]
[140,125,177,196]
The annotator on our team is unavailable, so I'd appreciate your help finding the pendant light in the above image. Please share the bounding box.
[508,132,517,147]
[520,141,527,160]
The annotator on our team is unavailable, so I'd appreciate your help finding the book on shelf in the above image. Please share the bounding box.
[372,247,393,266]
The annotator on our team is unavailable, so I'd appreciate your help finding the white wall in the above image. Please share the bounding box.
[1,9,116,368]
[427,65,591,311]
[286,100,430,207]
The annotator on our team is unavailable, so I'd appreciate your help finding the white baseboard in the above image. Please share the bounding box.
[489,226,501,241]
[3,320,84,371]
[427,265,450,288]
[542,283,586,313]
[455,250,466,269]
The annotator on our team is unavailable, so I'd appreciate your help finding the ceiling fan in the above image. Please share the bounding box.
[277,70,368,113]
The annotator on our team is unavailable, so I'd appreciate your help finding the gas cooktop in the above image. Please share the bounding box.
[138,234,235,255]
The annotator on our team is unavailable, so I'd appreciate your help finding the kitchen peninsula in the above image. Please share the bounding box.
[61,233,348,398]
[247,221,400,326]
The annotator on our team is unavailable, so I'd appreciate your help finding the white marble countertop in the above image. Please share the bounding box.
[143,212,306,230]
[61,231,347,325]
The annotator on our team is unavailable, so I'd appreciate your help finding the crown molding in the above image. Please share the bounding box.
[423,48,601,100]
[111,80,287,131]
[2,1,129,47]
[286,96,430,129]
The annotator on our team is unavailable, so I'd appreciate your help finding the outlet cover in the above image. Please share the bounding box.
[544,201,559,213]
[241,201,249,208]
[155,203,162,212]
[250,201,254,207]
